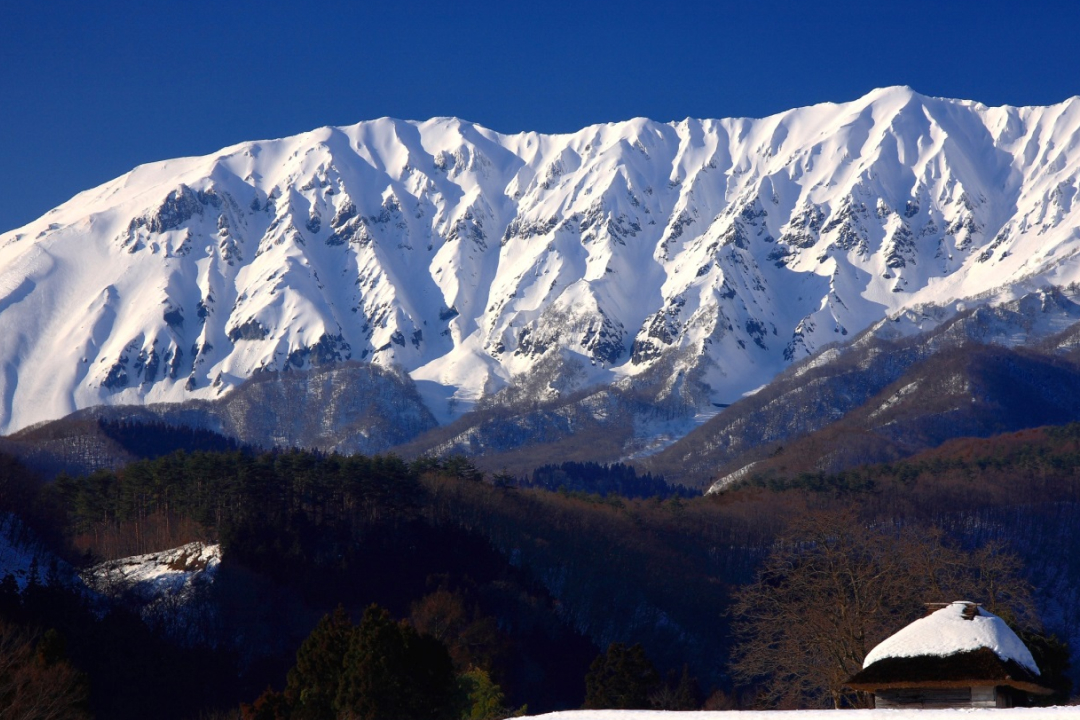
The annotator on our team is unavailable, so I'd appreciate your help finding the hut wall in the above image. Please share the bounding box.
[875,686,1000,709]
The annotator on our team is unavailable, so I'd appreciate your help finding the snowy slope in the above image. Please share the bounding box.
[0,512,85,591]
[82,542,220,601]
[3,87,1080,434]
[82,542,220,644]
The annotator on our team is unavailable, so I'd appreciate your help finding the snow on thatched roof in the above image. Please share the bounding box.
[846,646,1049,695]
[862,601,1038,675]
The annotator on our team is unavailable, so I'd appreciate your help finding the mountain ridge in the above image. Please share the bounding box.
[3,87,1080,440]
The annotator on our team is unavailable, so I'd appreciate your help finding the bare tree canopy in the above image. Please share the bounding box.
[0,621,90,720]
[730,509,1036,709]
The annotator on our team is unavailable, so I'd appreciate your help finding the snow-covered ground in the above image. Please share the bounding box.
[528,710,1080,719]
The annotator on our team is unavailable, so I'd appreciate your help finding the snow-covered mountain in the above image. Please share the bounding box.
[3,86,1080,435]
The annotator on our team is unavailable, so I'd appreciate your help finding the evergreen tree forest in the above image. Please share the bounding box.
[1,422,1080,716]
[521,461,695,499]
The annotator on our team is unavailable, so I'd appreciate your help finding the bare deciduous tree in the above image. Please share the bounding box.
[730,509,1035,709]
[0,621,89,720]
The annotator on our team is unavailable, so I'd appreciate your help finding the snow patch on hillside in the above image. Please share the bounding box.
[82,542,220,602]
[706,462,759,494]
[82,542,221,644]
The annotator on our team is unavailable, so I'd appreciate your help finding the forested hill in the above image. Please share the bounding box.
[2,449,761,718]
[721,422,1080,512]
[4,422,1080,716]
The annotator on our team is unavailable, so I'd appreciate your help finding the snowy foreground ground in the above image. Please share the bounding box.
[528,710,1080,720]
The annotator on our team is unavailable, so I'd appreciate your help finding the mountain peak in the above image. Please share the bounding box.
[864,84,920,101]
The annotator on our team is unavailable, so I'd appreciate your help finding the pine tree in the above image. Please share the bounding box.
[671,664,701,710]
[0,573,20,617]
[285,605,353,720]
[457,667,524,720]
[335,604,456,720]
[400,631,457,720]
[336,605,406,720]
[583,642,660,709]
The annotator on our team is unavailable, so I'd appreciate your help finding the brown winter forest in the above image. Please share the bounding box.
[1,422,1080,718]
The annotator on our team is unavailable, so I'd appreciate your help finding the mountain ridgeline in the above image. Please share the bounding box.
[3,87,1080,472]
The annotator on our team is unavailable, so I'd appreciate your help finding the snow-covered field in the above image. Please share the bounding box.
[528,710,1080,719]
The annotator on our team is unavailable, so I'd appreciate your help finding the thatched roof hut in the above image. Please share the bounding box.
[845,601,1051,708]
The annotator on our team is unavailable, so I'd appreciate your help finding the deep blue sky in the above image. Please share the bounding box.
[2,0,1078,233]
